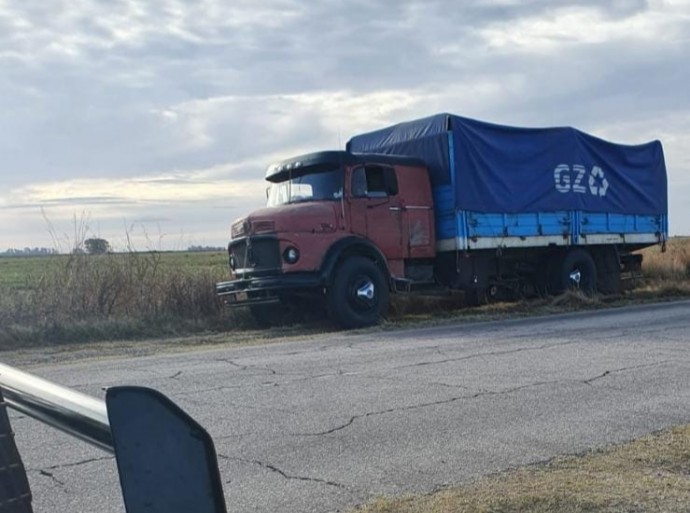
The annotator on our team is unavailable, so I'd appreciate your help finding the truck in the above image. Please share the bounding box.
[216,113,668,329]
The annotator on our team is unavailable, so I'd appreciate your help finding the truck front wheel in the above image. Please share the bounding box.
[328,257,389,329]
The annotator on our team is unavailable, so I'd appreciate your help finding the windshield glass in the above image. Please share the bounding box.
[266,168,343,207]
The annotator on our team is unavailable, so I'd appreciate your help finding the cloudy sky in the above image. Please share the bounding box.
[1,0,688,252]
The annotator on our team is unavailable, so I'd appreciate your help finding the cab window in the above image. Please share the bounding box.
[351,165,398,198]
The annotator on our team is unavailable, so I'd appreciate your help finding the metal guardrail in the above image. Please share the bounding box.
[0,362,227,513]
[0,363,112,452]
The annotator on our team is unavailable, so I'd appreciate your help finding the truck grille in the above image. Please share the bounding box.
[229,237,280,271]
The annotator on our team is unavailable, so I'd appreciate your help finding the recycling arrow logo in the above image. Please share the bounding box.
[588,166,609,197]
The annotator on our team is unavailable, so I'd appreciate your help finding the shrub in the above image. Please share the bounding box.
[640,238,690,281]
[0,251,251,348]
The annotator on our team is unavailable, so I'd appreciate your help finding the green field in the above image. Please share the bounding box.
[0,255,62,290]
[0,251,229,290]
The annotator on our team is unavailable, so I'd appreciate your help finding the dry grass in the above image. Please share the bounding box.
[632,238,690,300]
[354,425,690,513]
[0,251,253,348]
[1,238,688,349]
[639,237,690,281]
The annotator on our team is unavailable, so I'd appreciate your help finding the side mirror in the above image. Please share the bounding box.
[107,386,227,513]
[0,363,227,513]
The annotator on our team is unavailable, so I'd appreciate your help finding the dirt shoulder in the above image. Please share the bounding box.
[353,424,690,513]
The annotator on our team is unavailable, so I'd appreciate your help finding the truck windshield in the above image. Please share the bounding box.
[266,168,343,207]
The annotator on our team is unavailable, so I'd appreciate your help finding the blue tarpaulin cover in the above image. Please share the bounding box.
[347,114,667,216]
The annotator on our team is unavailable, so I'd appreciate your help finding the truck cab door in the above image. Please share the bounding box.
[348,165,403,259]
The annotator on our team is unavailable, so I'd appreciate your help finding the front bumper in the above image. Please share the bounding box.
[215,273,324,306]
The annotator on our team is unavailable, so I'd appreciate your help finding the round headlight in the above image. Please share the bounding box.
[283,246,300,264]
[229,254,237,270]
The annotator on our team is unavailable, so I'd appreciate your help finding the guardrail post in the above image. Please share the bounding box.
[0,388,34,513]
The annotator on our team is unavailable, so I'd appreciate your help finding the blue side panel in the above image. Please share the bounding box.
[662,214,669,240]
[458,210,666,248]
[433,185,456,240]
[456,210,469,250]
[580,213,664,234]
[466,211,570,238]
[572,210,581,244]
[447,131,457,237]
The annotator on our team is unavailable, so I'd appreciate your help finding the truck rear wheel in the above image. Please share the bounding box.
[557,249,597,295]
[328,257,389,329]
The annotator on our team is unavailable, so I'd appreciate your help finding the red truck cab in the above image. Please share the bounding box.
[216,151,435,328]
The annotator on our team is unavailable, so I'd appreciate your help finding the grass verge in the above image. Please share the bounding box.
[353,424,690,513]
[0,239,689,350]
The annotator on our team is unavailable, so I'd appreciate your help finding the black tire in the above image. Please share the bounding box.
[327,257,389,329]
[557,249,597,295]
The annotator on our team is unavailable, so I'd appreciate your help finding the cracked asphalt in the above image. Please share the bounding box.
[6,300,690,513]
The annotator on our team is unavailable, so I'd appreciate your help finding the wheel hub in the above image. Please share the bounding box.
[356,281,375,300]
[569,269,581,287]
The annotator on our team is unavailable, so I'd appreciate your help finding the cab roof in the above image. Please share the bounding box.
[265,151,426,182]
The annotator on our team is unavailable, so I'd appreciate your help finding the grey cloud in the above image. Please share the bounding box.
[1,197,136,209]
[475,39,689,132]
[133,177,212,185]
[127,216,172,223]
[1,0,667,184]
[0,0,688,249]
[459,0,650,21]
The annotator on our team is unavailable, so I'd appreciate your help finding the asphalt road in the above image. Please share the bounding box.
[6,300,690,513]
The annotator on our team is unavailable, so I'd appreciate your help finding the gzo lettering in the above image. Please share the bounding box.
[554,164,609,197]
